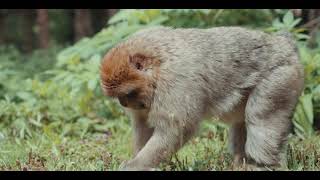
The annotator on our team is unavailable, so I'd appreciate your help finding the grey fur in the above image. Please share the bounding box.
[109,26,304,170]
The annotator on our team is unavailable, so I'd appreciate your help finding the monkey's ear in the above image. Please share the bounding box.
[129,54,148,71]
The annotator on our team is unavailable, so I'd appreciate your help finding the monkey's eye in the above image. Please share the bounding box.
[135,62,143,70]
[126,90,138,99]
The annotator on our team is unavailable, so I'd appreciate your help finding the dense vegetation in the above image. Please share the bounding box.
[0,9,320,171]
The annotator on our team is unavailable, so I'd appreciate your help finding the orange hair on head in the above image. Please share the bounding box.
[100,46,141,97]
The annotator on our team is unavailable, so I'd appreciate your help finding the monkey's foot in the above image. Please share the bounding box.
[231,159,279,171]
[119,160,155,171]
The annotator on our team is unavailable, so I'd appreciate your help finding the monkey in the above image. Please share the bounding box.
[100,26,304,171]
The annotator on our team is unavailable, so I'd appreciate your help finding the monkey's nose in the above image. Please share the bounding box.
[119,98,128,107]
[139,102,146,109]
[120,101,128,107]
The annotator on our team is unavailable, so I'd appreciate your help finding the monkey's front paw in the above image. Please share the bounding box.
[119,160,154,171]
[120,166,155,171]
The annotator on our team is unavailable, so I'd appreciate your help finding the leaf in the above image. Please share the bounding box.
[293,119,305,133]
[293,94,315,139]
[87,79,98,91]
[148,16,169,26]
[90,54,102,64]
[295,33,310,41]
[108,10,134,24]
[289,18,301,29]
[300,94,314,125]
[272,18,284,29]
[199,9,211,15]
[283,11,294,27]
[29,118,42,127]
[16,91,33,101]
[264,27,277,33]
[61,123,72,136]
[313,85,320,95]
[294,28,307,33]
[0,132,5,141]
[299,47,312,64]
[137,11,150,23]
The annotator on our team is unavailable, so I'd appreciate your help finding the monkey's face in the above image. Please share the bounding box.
[117,88,149,110]
[100,46,159,110]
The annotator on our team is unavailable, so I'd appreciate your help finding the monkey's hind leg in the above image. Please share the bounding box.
[244,65,304,168]
[229,122,247,168]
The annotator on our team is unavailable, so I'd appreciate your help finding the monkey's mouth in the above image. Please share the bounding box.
[118,98,128,107]
[138,102,146,109]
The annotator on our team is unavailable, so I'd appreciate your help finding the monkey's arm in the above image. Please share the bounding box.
[121,125,182,170]
[132,114,154,155]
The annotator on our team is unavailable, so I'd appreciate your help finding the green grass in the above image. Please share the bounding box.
[1,117,319,171]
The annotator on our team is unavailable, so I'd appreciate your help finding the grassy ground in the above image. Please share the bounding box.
[0,117,320,171]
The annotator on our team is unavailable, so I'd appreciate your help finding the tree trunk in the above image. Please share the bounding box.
[91,9,119,33]
[0,11,5,44]
[306,9,320,49]
[91,9,108,33]
[36,9,50,49]
[21,9,35,53]
[108,9,118,18]
[102,9,111,26]
[293,9,320,49]
[290,9,302,17]
[74,9,93,41]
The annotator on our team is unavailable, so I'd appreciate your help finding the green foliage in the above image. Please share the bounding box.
[266,11,309,41]
[47,10,74,45]
[0,44,125,142]
[163,9,273,28]
[293,45,320,139]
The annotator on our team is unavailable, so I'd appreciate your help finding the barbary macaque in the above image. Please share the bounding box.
[100,26,304,170]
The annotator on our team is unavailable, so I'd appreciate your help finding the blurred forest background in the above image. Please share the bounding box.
[0,9,320,171]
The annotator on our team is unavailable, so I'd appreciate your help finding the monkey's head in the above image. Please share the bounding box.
[100,44,160,110]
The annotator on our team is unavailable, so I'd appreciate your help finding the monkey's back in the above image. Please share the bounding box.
[128,26,298,86]
[125,26,301,114]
